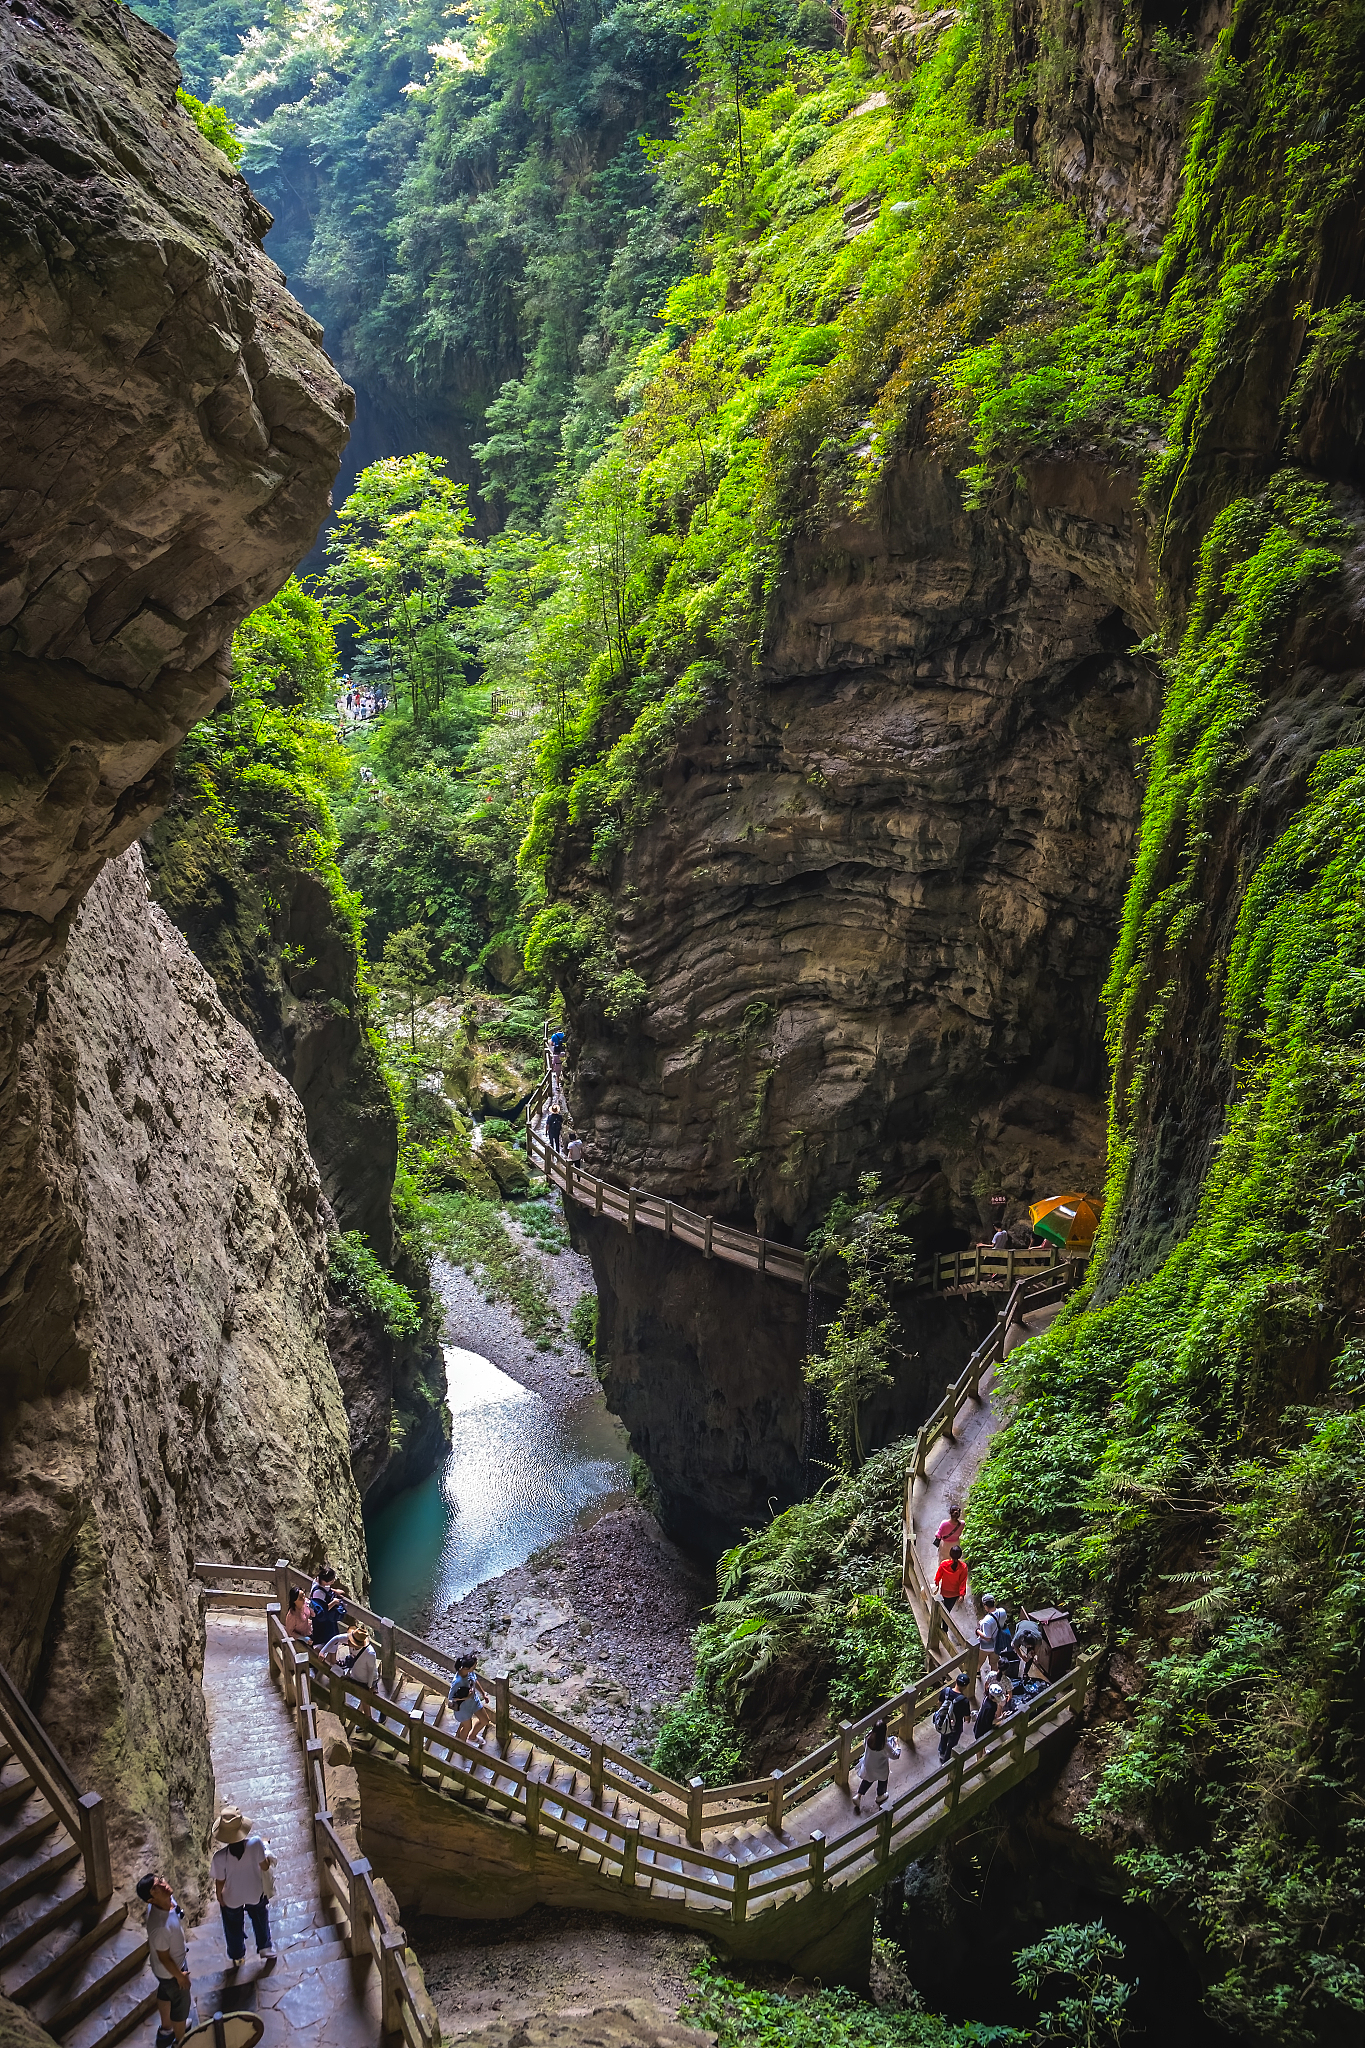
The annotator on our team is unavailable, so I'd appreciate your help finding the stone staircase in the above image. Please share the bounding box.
[0,1670,156,2048]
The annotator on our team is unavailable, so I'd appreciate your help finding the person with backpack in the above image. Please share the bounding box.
[1012,1615,1043,1681]
[545,1106,564,1155]
[933,1502,965,1551]
[447,1655,491,1755]
[309,1565,346,1648]
[976,1593,1004,1673]
[932,1672,971,1762]
[851,1717,901,1814]
[934,1544,969,1612]
[337,1624,379,1692]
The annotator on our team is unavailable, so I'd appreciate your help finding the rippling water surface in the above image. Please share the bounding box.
[364,1345,631,1629]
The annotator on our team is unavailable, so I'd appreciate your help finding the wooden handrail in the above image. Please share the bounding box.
[257,1615,440,2048]
[200,1567,1091,1932]
[902,1264,1081,1650]
[0,1661,112,1901]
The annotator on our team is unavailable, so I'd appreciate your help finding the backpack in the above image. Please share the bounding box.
[994,1614,1013,1657]
[931,1687,957,1733]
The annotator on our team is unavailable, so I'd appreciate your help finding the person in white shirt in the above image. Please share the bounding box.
[210,1807,276,1965]
[565,1132,584,1166]
[136,1872,191,2042]
[335,1624,380,1692]
[977,1593,1003,1673]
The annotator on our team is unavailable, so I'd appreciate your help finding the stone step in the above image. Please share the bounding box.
[26,1903,145,2035]
[0,1771,38,1816]
[0,1803,61,1867]
[0,1839,82,1920]
[2,1894,126,2004]
[61,1973,158,2048]
[0,1859,88,1968]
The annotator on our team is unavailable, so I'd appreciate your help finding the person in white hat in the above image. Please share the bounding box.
[210,1807,276,1965]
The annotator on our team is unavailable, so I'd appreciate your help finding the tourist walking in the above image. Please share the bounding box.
[977,1593,1004,1672]
[545,1106,564,1155]
[851,1717,901,1813]
[211,1807,276,1966]
[338,1624,379,1690]
[933,1502,964,1551]
[136,1873,191,2045]
[934,1544,969,1612]
[566,1130,584,1166]
[282,1587,312,1642]
[447,1655,491,1753]
[933,1672,971,1762]
[973,1680,1009,1742]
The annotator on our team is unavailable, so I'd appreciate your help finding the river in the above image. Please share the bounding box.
[364,1344,632,1630]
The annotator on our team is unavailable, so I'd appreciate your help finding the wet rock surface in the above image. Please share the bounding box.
[414,1926,709,2042]
[0,0,351,995]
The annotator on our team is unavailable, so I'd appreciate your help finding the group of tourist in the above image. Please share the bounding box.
[542,1028,584,1163]
[928,1502,1047,1761]
[336,676,387,728]
[137,1806,276,2046]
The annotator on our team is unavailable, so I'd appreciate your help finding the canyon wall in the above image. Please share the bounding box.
[0,0,357,1897]
[0,848,365,1897]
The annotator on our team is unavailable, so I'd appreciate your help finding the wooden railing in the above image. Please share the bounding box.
[196,1563,1094,1931]
[902,1265,1080,1657]
[525,1030,1088,1293]
[193,1576,439,2048]
[0,1659,112,1904]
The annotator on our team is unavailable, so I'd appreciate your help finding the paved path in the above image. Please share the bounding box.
[910,1298,1065,1659]
[185,1615,382,2047]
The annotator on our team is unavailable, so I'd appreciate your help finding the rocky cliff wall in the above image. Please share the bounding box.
[0,847,366,1899]
[0,0,351,997]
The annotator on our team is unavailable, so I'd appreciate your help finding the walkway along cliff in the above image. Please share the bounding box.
[198,1564,1098,1992]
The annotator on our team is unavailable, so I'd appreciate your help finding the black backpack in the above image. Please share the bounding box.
[994,1613,1013,1657]
[931,1687,958,1732]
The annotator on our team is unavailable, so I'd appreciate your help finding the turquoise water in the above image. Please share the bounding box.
[364,1346,631,1630]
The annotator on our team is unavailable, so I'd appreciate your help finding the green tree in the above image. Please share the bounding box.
[233,578,338,713]
[803,1174,916,1471]
[1014,1923,1134,2048]
[322,456,479,724]
[379,926,436,1051]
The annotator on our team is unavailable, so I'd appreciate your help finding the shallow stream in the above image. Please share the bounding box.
[364,1344,631,1630]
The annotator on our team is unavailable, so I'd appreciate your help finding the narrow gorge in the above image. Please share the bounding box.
[2,0,1363,2040]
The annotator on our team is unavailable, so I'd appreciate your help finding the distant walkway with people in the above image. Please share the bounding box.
[525,1036,1088,1295]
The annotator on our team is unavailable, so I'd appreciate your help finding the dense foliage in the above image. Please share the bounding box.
[680,1955,1014,2048]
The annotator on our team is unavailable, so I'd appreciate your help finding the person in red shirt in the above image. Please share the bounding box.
[934,1503,965,1551]
[934,1545,969,1612]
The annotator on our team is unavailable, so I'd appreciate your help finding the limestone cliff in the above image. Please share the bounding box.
[0,847,366,1898]
[0,0,351,996]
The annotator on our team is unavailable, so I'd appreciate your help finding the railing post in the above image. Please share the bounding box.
[974,1247,982,1286]
[913,1428,929,1480]
[1007,1248,1015,1286]
[526,1779,542,1839]
[380,1618,397,1695]
[590,1740,604,1806]
[78,1793,113,1902]
[809,1831,826,1890]
[731,1861,749,1924]
[954,1249,962,1287]
[703,1215,713,1259]
[966,1645,982,1698]
[620,1815,639,1886]
[627,1188,637,1236]
[595,1178,603,1217]
[306,1738,326,1816]
[947,1752,966,1811]
[346,1856,372,1953]
[927,1601,944,1661]
[1049,1242,1058,1268]
[379,1928,405,2035]
[407,1709,426,1780]
[877,1808,892,1862]
[944,1384,958,1441]
[688,1778,705,1847]
[496,1674,510,1753]
[274,1557,291,1613]
[663,1201,673,1239]
[565,1160,575,1205]
[758,1236,766,1277]
[837,1721,853,1779]
[768,1770,785,1836]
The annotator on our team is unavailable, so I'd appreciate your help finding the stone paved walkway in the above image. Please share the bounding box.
[183,1615,383,2047]
[909,1297,1065,1661]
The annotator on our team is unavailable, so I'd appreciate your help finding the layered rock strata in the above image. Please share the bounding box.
[0,0,351,995]
[0,847,365,1898]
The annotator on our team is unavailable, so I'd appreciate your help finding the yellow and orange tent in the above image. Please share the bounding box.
[1028,1193,1104,1250]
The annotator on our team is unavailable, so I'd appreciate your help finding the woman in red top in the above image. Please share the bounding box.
[934,1545,969,1611]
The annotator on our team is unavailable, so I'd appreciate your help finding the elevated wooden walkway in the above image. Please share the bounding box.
[198,1564,1095,1987]
[524,1040,1088,1294]
[902,1267,1078,1659]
